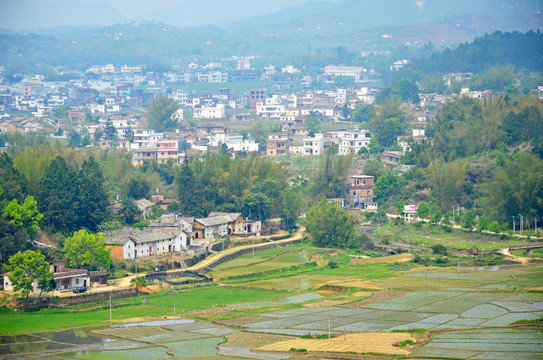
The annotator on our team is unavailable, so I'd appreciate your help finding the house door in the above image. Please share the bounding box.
[84,279,87,287]
[247,224,252,233]
[168,244,172,252]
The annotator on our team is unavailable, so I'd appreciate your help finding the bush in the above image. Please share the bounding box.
[432,244,447,255]
[328,261,339,269]
[441,225,452,233]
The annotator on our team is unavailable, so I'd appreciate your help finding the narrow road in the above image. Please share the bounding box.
[187,226,306,272]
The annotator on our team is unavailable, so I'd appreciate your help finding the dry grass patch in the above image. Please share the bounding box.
[326,280,382,290]
[304,300,354,308]
[225,331,296,347]
[255,332,415,355]
[351,253,413,265]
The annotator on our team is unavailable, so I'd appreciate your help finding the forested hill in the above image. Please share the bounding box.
[409,31,543,74]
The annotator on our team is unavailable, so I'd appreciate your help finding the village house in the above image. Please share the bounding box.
[3,261,90,292]
[266,131,289,156]
[105,226,189,261]
[338,130,371,155]
[193,212,262,241]
[347,175,377,210]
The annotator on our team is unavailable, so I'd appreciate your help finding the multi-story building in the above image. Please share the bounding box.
[156,139,180,164]
[347,175,377,210]
[266,132,289,156]
[303,133,323,156]
[324,65,365,79]
[193,104,226,119]
[338,130,371,155]
[257,97,286,118]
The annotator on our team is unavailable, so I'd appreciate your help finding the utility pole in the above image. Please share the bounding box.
[520,214,523,233]
[513,216,516,235]
[109,295,112,325]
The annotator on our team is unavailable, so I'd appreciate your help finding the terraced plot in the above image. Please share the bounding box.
[414,328,543,359]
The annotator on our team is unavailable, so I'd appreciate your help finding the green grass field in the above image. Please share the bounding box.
[0,286,282,335]
[375,223,535,252]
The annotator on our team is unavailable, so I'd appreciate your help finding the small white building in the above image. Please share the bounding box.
[303,133,323,156]
[193,104,226,119]
[339,130,371,155]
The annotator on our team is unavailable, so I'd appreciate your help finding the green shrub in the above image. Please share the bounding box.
[398,339,414,347]
[431,244,447,255]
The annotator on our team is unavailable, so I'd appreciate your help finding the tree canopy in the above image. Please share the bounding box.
[145,94,180,132]
[3,250,52,300]
[305,200,358,249]
[63,230,111,271]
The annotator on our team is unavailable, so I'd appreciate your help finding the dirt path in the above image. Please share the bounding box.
[186,226,306,272]
[496,248,531,264]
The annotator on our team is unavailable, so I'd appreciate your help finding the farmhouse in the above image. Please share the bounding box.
[105,226,189,260]
[4,261,90,292]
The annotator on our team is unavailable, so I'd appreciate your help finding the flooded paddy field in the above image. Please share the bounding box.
[1,253,542,359]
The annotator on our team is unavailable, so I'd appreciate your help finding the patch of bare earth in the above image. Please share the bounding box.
[225,332,297,347]
[304,299,355,308]
[351,253,413,265]
[255,332,415,356]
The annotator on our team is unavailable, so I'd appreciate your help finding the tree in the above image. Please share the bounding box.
[36,156,79,232]
[177,157,203,217]
[280,189,300,230]
[147,205,164,220]
[488,221,500,234]
[77,156,110,232]
[477,216,489,232]
[368,137,382,154]
[374,171,405,202]
[463,211,476,230]
[482,152,543,223]
[104,120,117,140]
[63,230,111,271]
[146,94,180,132]
[305,200,358,249]
[3,250,52,301]
[245,192,272,221]
[352,101,372,122]
[119,198,140,225]
[426,160,469,211]
[127,177,150,199]
[0,153,28,204]
[372,117,404,148]
[2,196,43,240]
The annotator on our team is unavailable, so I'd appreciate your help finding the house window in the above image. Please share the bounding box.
[353,191,356,195]
[76,279,79,285]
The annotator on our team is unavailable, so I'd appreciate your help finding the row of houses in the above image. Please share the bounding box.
[106,212,261,260]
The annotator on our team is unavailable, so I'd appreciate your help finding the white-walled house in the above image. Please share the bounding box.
[339,130,371,155]
[193,104,226,119]
[106,226,189,260]
[123,229,188,260]
[303,133,323,155]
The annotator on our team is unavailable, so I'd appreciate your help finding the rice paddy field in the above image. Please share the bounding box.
[1,241,542,359]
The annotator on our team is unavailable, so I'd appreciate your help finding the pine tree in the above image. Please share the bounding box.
[0,153,28,204]
[176,157,203,217]
[77,156,110,231]
[36,156,79,232]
